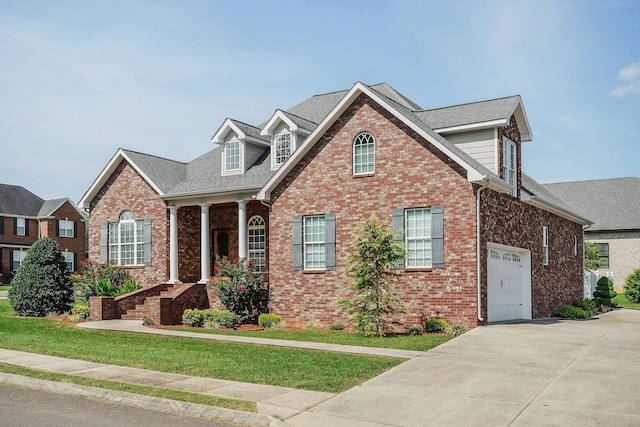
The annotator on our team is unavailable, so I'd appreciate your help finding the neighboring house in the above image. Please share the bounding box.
[0,184,87,283]
[80,82,590,328]
[543,177,640,292]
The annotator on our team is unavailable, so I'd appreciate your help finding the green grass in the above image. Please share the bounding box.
[0,363,255,412]
[0,300,403,393]
[616,293,640,310]
[172,327,453,352]
[0,286,10,291]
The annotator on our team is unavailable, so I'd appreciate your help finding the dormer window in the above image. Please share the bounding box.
[502,137,517,196]
[224,139,241,173]
[274,132,292,166]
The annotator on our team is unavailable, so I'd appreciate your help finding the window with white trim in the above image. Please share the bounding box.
[224,139,241,172]
[595,243,609,269]
[248,216,266,272]
[543,226,549,265]
[353,132,375,175]
[16,218,26,236]
[109,211,145,266]
[11,250,27,271]
[502,137,517,196]
[62,252,75,272]
[58,219,75,238]
[405,208,432,268]
[274,132,292,166]
[304,215,326,270]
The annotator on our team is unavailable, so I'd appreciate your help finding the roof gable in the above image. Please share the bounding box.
[0,184,44,216]
[212,119,269,146]
[260,110,315,136]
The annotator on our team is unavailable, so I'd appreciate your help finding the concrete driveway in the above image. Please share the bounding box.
[285,310,640,426]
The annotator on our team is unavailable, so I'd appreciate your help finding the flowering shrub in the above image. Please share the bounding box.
[209,257,268,323]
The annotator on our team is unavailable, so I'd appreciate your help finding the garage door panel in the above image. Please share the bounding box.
[488,248,528,322]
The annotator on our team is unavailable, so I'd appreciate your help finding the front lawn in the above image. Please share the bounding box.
[0,300,404,393]
[0,286,10,291]
[172,327,453,352]
[616,293,640,310]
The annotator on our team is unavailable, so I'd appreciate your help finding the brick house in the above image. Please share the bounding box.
[80,82,590,328]
[543,177,640,292]
[0,184,87,283]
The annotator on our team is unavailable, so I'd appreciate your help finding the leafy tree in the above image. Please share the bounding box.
[624,268,640,303]
[336,214,407,337]
[584,241,602,271]
[8,237,74,317]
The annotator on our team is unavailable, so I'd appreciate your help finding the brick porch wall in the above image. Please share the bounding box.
[269,94,479,330]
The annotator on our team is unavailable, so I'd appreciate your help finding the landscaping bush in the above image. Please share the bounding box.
[182,309,205,327]
[624,268,640,303]
[406,326,423,336]
[593,276,617,307]
[72,302,90,321]
[446,325,469,336]
[575,299,597,316]
[8,237,74,317]
[182,308,236,328]
[74,261,140,302]
[258,313,281,329]
[329,324,345,331]
[210,257,268,323]
[553,305,588,318]
[424,319,449,333]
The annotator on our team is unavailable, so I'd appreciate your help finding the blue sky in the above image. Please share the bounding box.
[1,0,638,203]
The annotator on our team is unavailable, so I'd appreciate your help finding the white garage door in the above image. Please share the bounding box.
[488,247,529,322]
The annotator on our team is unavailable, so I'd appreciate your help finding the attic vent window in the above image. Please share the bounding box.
[274,132,292,166]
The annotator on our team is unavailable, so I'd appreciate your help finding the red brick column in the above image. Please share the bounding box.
[89,296,116,320]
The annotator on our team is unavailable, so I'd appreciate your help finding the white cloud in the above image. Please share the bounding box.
[611,62,640,96]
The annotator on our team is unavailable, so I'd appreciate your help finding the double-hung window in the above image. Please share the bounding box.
[542,226,549,265]
[248,216,266,272]
[595,243,609,269]
[62,252,75,272]
[274,132,292,167]
[58,219,75,238]
[105,211,150,266]
[502,137,517,196]
[393,206,444,269]
[224,139,241,173]
[11,250,27,271]
[292,214,336,271]
[353,132,375,175]
[15,218,26,236]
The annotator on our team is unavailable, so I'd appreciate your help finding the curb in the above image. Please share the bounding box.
[0,372,283,427]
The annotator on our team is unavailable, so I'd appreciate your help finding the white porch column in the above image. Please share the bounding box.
[198,203,210,284]
[168,205,180,284]
[237,200,247,259]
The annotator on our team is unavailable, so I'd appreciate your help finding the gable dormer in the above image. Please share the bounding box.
[212,119,270,176]
[261,110,314,170]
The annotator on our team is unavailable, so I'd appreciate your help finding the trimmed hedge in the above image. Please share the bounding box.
[424,319,449,333]
[258,313,281,328]
[182,308,236,328]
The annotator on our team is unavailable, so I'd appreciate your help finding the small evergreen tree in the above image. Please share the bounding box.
[593,276,617,307]
[8,237,74,317]
[336,215,407,337]
[584,242,602,271]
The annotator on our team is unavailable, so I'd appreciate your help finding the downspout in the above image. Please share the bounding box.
[476,183,489,322]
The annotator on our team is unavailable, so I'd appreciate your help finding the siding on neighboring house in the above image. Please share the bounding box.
[587,231,640,291]
[88,161,168,285]
[269,94,479,328]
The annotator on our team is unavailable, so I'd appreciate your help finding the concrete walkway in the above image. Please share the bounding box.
[2,310,640,426]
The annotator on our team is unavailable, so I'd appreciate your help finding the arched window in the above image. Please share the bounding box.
[108,211,146,266]
[248,216,266,272]
[353,132,375,175]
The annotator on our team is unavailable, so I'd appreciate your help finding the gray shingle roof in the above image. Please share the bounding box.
[415,96,521,130]
[38,198,68,217]
[122,150,187,194]
[542,178,640,231]
[0,184,44,216]
[230,120,270,143]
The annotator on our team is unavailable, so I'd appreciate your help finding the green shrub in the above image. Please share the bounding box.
[74,261,140,302]
[204,309,236,329]
[553,305,588,318]
[593,276,617,307]
[72,303,90,321]
[210,257,268,323]
[406,326,422,336]
[624,269,640,303]
[9,237,74,317]
[203,320,221,330]
[329,324,345,331]
[258,313,281,328]
[446,324,469,336]
[424,319,449,333]
[142,316,155,326]
[182,309,205,327]
[575,299,597,316]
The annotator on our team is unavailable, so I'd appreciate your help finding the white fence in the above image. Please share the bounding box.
[584,270,614,299]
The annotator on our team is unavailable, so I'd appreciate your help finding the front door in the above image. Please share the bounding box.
[213,229,230,268]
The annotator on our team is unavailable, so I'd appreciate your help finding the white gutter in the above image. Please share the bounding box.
[476,183,489,322]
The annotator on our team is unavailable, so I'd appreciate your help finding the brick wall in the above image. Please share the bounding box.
[88,161,168,285]
[480,189,584,319]
[43,201,87,273]
[269,94,479,329]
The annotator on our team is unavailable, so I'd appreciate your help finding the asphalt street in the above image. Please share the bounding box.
[0,383,237,427]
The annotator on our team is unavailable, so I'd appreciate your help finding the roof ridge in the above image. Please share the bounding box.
[543,176,640,185]
[227,118,263,130]
[280,110,318,125]
[121,148,187,165]
[417,95,521,113]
